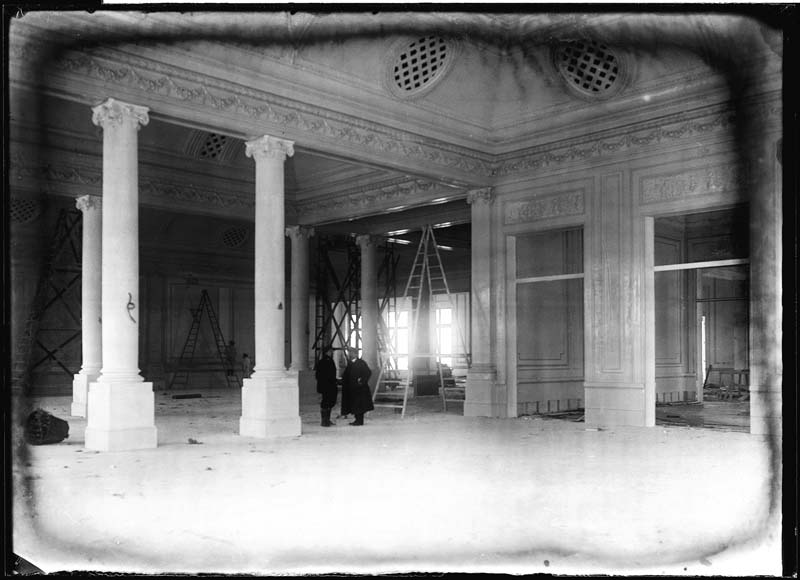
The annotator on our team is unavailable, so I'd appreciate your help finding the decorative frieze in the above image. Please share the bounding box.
[639,162,747,204]
[504,190,584,225]
[496,110,737,176]
[42,50,494,178]
[293,177,447,217]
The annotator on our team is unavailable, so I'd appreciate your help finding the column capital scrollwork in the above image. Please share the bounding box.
[355,234,378,249]
[245,135,295,162]
[91,98,150,130]
[466,187,494,206]
[285,225,315,240]
[76,194,102,213]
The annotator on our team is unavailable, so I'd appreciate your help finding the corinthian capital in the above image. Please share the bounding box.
[466,187,494,206]
[91,98,149,130]
[76,195,102,213]
[355,234,378,249]
[245,135,295,162]
[285,225,315,240]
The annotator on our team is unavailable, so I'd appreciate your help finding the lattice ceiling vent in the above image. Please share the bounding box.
[554,40,627,99]
[386,36,457,99]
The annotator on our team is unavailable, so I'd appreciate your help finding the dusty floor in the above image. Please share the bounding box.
[11,389,782,576]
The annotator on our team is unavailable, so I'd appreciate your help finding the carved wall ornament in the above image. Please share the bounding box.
[91,98,150,130]
[138,178,255,210]
[504,190,584,225]
[245,134,295,161]
[639,163,748,204]
[9,152,103,189]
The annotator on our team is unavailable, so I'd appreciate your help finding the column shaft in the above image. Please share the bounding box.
[287,226,314,371]
[240,135,301,439]
[72,195,102,417]
[85,98,156,451]
[357,235,379,381]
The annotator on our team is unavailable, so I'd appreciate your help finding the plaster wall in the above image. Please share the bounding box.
[494,96,780,430]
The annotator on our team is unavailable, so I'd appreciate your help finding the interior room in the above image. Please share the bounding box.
[7,9,785,576]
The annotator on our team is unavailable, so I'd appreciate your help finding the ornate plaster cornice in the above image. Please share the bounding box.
[34,47,495,178]
[495,95,781,177]
[9,152,255,210]
[293,177,452,218]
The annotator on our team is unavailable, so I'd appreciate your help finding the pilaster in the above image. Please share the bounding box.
[465,188,502,417]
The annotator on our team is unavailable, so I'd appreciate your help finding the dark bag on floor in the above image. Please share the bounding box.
[25,409,69,445]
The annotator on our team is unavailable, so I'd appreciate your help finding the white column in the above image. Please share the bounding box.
[464,187,499,417]
[357,234,379,383]
[85,98,157,451]
[286,225,314,371]
[71,195,102,418]
[239,135,301,438]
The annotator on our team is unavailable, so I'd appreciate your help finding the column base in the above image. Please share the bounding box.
[71,370,100,418]
[297,370,318,405]
[84,380,157,451]
[239,371,301,438]
[464,367,504,417]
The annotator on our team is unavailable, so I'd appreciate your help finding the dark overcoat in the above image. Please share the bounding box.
[314,355,338,409]
[340,358,374,416]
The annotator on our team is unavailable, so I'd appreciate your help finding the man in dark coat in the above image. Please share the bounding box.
[314,348,338,427]
[340,347,374,426]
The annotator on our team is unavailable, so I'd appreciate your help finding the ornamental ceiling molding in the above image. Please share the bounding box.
[494,96,780,176]
[293,177,454,220]
[27,47,494,178]
[9,152,254,210]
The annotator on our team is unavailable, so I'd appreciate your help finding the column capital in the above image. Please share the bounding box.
[245,135,295,162]
[285,225,315,240]
[91,98,150,130]
[355,234,378,249]
[76,194,102,213]
[466,187,494,206]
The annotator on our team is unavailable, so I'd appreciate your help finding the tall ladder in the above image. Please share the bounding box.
[169,290,239,390]
[372,225,469,416]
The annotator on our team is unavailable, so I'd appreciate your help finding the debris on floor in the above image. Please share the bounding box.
[24,409,69,445]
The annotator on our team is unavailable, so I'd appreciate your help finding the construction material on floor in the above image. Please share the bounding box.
[24,409,69,445]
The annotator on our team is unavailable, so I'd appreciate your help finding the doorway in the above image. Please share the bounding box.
[652,207,749,431]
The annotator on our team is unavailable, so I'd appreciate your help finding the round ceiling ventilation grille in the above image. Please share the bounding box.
[10,197,42,224]
[387,36,456,99]
[554,40,626,98]
[199,133,228,159]
[221,226,249,248]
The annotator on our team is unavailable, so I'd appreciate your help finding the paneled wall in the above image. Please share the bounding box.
[494,95,780,428]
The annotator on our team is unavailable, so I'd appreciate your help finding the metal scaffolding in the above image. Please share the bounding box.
[312,236,398,364]
[16,207,83,391]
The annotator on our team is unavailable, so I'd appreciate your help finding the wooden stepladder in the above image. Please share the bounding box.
[169,290,239,390]
[372,225,469,417]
